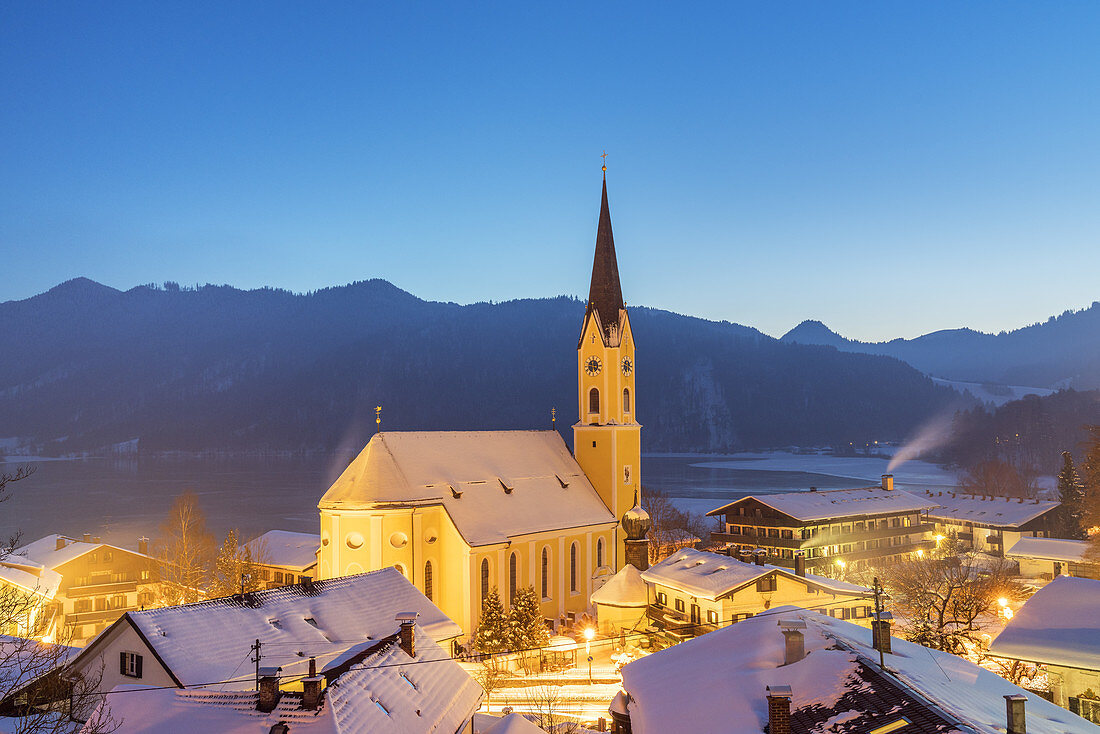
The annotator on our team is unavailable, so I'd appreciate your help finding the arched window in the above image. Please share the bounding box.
[509,552,518,601]
[480,559,490,602]
[623,388,631,413]
[570,543,578,592]
[541,547,549,599]
[424,561,433,601]
[589,388,600,414]
[596,538,604,568]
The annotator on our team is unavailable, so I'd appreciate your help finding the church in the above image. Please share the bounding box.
[317,171,642,638]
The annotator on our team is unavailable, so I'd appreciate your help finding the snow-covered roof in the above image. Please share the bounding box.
[640,548,869,601]
[75,567,461,689]
[0,635,78,697]
[13,534,151,570]
[706,487,936,522]
[989,576,1100,670]
[481,713,546,734]
[243,530,320,571]
[0,560,61,599]
[918,492,1060,528]
[83,625,482,734]
[319,431,616,546]
[591,564,649,608]
[619,605,1094,734]
[1004,537,1091,564]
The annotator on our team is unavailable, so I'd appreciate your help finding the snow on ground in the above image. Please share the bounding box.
[932,378,1054,407]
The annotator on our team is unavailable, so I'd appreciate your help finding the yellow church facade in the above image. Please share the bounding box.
[317,173,641,642]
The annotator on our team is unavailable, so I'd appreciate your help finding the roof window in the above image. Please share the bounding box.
[869,718,910,734]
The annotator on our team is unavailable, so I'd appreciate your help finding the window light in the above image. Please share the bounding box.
[869,718,910,734]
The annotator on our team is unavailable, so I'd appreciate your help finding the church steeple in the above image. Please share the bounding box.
[584,175,625,345]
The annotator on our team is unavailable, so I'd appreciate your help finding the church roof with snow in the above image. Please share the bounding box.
[318,430,616,546]
[989,575,1100,670]
[618,605,1094,734]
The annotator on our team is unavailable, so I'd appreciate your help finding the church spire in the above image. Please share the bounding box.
[585,173,625,344]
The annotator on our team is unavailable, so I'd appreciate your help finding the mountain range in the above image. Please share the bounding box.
[0,278,965,456]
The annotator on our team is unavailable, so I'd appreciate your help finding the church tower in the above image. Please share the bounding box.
[574,170,641,571]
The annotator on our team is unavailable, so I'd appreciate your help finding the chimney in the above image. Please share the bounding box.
[92,536,101,544]
[754,549,767,566]
[739,549,754,564]
[302,675,323,711]
[794,552,806,578]
[396,612,418,658]
[138,537,149,555]
[257,668,281,713]
[766,685,792,734]
[779,619,807,665]
[881,475,894,491]
[871,613,893,655]
[1005,694,1026,734]
[83,533,91,543]
[56,537,67,550]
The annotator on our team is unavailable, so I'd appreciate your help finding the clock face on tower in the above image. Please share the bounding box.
[584,356,603,376]
[621,357,633,376]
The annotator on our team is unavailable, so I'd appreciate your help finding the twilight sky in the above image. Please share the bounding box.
[3,2,1100,341]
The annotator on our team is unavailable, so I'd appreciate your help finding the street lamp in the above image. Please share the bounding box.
[584,627,596,684]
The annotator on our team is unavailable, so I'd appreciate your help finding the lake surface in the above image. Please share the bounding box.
[0,452,961,548]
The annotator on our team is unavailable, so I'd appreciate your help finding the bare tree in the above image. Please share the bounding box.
[152,491,215,606]
[474,657,510,712]
[526,681,580,733]
[0,465,36,559]
[960,460,1039,499]
[642,488,706,563]
[879,554,1027,654]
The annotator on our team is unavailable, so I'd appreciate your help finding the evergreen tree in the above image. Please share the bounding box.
[474,587,508,654]
[1081,427,1100,564]
[1056,451,1087,539]
[506,585,550,653]
[209,529,264,597]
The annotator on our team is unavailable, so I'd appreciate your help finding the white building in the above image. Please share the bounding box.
[917,491,1062,557]
[242,529,320,588]
[1005,537,1098,579]
[990,575,1100,721]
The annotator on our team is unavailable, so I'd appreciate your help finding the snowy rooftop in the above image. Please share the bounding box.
[77,567,461,689]
[707,487,936,522]
[85,625,482,734]
[480,712,546,734]
[13,534,151,570]
[591,564,649,608]
[0,635,78,697]
[619,605,1094,734]
[989,575,1100,670]
[319,431,616,546]
[243,529,320,571]
[0,559,61,599]
[640,548,869,601]
[917,491,1060,528]
[1004,537,1091,564]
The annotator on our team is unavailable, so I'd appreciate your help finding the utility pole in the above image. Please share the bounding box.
[251,638,263,690]
[873,577,885,671]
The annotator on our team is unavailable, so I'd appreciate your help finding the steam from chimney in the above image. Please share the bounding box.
[887,412,955,473]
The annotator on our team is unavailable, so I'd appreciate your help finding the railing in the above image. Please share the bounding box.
[711,532,805,550]
[645,604,715,636]
[67,581,138,596]
[1069,696,1100,724]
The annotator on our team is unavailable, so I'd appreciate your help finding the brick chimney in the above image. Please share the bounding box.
[754,549,767,566]
[794,552,806,578]
[138,537,149,555]
[302,675,323,711]
[1005,694,1026,734]
[396,612,418,658]
[83,533,92,543]
[871,614,893,655]
[739,548,754,564]
[881,475,894,491]
[766,685,792,734]
[778,619,807,665]
[56,537,67,550]
[257,668,281,713]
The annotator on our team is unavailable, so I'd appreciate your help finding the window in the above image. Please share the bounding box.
[140,569,151,581]
[732,613,753,623]
[589,388,600,414]
[707,610,718,624]
[674,599,685,612]
[624,465,632,484]
[119,652,143,678]
[74,599,92,613]
[541,547,549,599]
[424,561,433,601]
[137,592,154,607]
[656,592,667,606]
[756,576,777,593]
[570,543,578,593]
[94,597,107,611]
[781,529,793,539]
[274,571,284,584]
[623,388,631,413]
[89,554,97,564]
[109,594,127,609]
[509,553,518,600]
[480,559,490,602]
[596,538,604,568]
[103,551,113,563]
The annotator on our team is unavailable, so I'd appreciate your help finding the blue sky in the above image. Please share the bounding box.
[3,2,1100,340]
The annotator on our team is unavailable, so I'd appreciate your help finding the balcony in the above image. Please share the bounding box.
[66,581,138,597]
[66,608,133,625]
[645,604,715,637]
[711,532,805,550]
[805,538,936,568]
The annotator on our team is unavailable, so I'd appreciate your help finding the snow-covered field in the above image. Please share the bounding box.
[932,378,1054,407]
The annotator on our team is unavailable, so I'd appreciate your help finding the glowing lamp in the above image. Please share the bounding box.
[1003,608,1014,620]
[998,597,1008,608]
[916,549,924,558]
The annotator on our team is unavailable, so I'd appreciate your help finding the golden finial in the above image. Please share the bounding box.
[601,150,608,173]
[375,405,382,427]
[552,407,556,427]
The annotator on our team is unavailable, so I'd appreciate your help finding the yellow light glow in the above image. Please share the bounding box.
[584,627,596,641]
[933,534,944,544]
[836,560,846,569]
[916,549,924,558]
[1003,608,1013,620]
[998,597,1008,607]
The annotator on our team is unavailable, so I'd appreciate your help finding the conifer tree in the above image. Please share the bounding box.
[506,585,550,655]
[209,529,264,597]
[474,587,508,654]
[1056,451,1087,539]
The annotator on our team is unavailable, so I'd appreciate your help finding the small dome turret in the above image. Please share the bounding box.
[621,490,651,541]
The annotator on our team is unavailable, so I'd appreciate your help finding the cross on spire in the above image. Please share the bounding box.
[601,150,608,174]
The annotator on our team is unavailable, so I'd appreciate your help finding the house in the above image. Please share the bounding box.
[7,534,157,645]
[917,490,1062,557]
[317,173,642,639]
[1004,537,1099,579]
[989,576,1100,721]
[242,529,320,588]
[0,635,78,719]
[612,604,1096,734]
[81,617,483,733]
[0,559,61,638]
[55,567,462,709]
[706,476,936,574]
[639,548,871,639]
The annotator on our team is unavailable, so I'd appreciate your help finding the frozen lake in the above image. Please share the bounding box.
[0,451,962,547]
